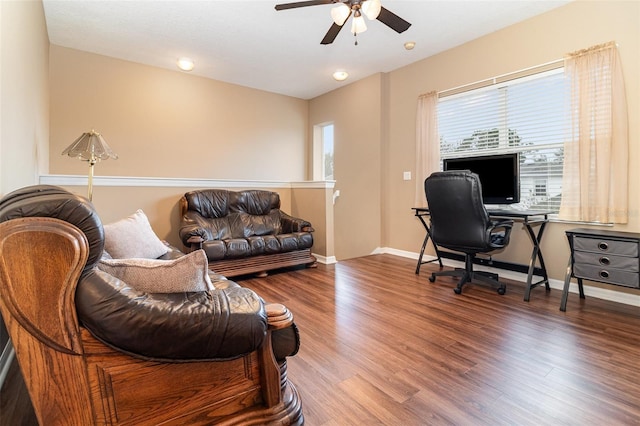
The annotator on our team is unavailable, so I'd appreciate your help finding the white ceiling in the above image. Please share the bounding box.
[43,0,570,100]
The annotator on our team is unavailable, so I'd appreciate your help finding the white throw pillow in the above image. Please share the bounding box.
[98,249,213,293]
[103,209,168,259]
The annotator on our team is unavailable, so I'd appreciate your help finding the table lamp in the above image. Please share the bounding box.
[61,130,118,201]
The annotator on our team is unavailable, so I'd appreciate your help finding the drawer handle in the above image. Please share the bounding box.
[598,242,609,251]
[599,270,610,279]
[599,256,610,266]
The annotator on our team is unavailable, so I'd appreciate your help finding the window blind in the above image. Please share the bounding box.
[438,68,569,212]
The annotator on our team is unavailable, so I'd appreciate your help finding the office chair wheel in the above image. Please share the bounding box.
[453,287,462,294]
[497,286,506,295]
[429,274,436,282]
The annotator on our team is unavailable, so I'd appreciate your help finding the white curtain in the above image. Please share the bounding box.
[414,91,440,207]
[559,42,629,223]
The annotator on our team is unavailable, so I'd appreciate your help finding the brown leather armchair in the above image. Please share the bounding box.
[0,185,303,425]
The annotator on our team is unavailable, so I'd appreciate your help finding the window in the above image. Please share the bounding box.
[313,123,334,180]
[438,68,569,212]
[534,180,547,197]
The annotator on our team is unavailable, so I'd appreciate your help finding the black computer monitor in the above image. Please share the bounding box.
[442,153,520,205]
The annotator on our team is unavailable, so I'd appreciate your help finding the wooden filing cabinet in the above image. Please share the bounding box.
[561,228,640,311]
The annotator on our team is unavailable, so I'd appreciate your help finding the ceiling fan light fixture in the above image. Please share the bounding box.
[332,70,349,81]
[351,14,367,35]
[362,0,382,20]
[330,3,351,26]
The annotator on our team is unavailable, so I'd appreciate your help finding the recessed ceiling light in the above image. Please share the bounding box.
[177,57,195,72]
[404,41,416,50]
[333,70,349,81]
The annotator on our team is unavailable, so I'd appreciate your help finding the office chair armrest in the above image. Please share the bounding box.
[490,218,513,229]
[488,219,513,248]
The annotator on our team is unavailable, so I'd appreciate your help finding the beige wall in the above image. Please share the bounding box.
[0,0,49,195]
[309,74,383,260]
[0,0,50,382]
[47,46,330,255]
[291,186,335,260]
[380,0,639,285]
[49,45,309,181]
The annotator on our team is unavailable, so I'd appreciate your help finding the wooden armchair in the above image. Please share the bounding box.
[0,185,303,425]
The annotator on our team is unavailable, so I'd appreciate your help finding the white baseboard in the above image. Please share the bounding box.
[313,253,337,265]
[376,247,640,307]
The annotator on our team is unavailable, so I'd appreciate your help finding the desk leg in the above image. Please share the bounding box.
[524,245,538,302]
[415,215,443,274]
[523,221,550,302]
[428,228,444,269]
[416,233,430,274]
[578,278,585,299]
[560,257,572,312]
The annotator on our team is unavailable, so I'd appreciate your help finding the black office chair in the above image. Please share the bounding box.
[424,170,513,295]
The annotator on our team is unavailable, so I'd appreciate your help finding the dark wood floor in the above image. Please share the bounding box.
[2,254,639,425]
[239,255,640,425]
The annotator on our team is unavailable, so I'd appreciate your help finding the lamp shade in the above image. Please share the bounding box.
[62,130,118,163]
[331,3,351,26]
[351,14,367,34]
[61,130,118,201]
[362,0,382,20]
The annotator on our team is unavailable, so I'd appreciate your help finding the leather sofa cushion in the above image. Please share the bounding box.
[77,270,267,360]
[186,211,282,241]
[202,232,313,261]
[183,189,280,219]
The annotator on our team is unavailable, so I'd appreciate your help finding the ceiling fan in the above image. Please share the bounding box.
[275,0,411,45]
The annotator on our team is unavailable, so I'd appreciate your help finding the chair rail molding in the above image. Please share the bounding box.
[40,174,335,189]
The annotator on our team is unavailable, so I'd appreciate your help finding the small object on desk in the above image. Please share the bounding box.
[561,228,640,311]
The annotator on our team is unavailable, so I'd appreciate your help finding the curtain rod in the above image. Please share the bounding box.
[435,41,619,99]
[437,58,564,98]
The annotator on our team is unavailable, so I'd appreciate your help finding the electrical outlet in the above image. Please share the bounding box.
[403,171,412,181]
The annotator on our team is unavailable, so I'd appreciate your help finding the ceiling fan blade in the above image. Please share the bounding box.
[376,6,411,33]
[275,0,334,11]
[320,22,344,45]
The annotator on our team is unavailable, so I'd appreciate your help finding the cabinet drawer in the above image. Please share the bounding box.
[573,251,639,272]
[573,264,640,288]
[573,236,639,257]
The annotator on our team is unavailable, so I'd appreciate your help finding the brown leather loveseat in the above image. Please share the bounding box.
[0,185,304,425]
[179,189,316,277]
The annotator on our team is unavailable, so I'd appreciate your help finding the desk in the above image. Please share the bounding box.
[413,207,552,301]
